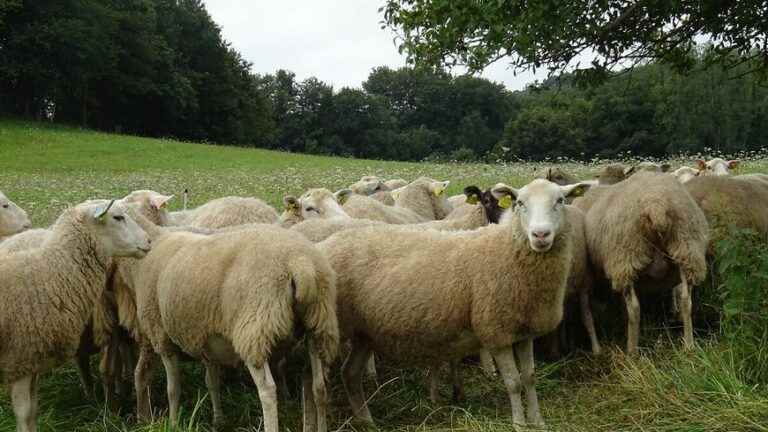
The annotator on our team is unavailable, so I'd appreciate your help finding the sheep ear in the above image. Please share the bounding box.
[623,166,636,176]
[660,164,671,173]
[465,193,479,205]
[696,159,707,170]
[562,182,591,199]
[727,160,739,169]
[430,180,449,197]
[93,200,116,221]
[463,186,482,204]
[334,189,353,205]
[491,183,517,209]
[151,194,173,209]
[283,196,299,213]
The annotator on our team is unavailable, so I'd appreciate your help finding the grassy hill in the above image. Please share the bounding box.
[1,118,768,432]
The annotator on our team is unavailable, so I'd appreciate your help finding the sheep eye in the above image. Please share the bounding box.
[556,197,565,205]
[306,207,319,214]
[1,204,8,209]
[113,215,125,222]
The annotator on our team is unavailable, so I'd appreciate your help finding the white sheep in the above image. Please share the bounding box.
[583,172,709,355]
[0,191,31,242]
[318,179,590,428]
[171,196,278,228]
[671,166,701,183]
[0,200,150,432]
[696,158,739,176]
[342,177,451,224]
[119,216,338,432]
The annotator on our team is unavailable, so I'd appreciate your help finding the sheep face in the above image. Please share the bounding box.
[0,191,31,236]
[697,158,738,176]
[672,166,700,183]
[298,188,348,220]
[78,200,151,258]
[121,190,173,226]
[350,176,387,195]
[492,180,590,252]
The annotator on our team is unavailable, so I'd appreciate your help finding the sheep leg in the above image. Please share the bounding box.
[623,284,641,356]
[11,375,36,432]
[99,340,119,411]
[365,353,378,382]
[160,353,182,425]
[491,347,526,427]
[342,342,375,424]
[203,360,224,428]
[678,268,694,350]
[248,361,279,432]
[301,366,318,432]
[134,347,155,421]
[479,349,497,376]
[117,338,136,398]
[426,366,441,404]
[449,359,465,403]
[308,341,329,432]
[580,289,602,355]
[516,339,545,427]
[273,356,291,401]
[74,348,94,399]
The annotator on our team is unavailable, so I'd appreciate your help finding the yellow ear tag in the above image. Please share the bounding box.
[466,194,479,205]
[498,195,512,209]
[570,186,585,197]
[433,187,445,197]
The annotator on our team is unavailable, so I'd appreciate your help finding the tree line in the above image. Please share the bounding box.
[2,1,766,161]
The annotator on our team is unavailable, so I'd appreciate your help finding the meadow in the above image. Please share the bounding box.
[1,118,768,432]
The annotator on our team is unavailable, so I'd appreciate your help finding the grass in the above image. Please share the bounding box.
[2,118,768,431]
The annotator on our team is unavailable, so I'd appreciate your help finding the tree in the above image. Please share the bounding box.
[382,1,768,80]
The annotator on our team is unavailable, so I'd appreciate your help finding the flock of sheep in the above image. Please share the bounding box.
[0,156,766,432]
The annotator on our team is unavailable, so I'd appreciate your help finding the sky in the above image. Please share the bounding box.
[202,0,548,91]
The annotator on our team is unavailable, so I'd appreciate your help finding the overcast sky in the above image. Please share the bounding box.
[203,0,548,91]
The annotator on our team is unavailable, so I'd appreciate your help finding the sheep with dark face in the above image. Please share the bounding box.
[446,186,505,224]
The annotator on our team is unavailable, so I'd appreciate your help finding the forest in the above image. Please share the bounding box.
[2,0,767,162]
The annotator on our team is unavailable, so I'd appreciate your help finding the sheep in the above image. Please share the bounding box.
[384,178,408,190]
[535,167,580,186]
[291,218,385,243]
[0,199,150,432]
[446,186,505,224]
[696,158,739,176]
[0,229,49,254]
[447,193,468,209]
[672,166,701,183]
[684,174,768,237]
[174,196,278,229]
[595,163,631,185]
[349,176,387,195]
[0,191,31,242]
[122,222,338,432]
[369,190,395,205]
[317,179,590,427]
[342,177,451,224]
[278,188,352,228]
[0,191,173,403]
[585,172,709,355]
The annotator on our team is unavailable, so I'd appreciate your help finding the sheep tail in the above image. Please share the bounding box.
[289,256,340,365]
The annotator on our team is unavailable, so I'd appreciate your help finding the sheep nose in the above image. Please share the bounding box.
[532,230,551,239]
